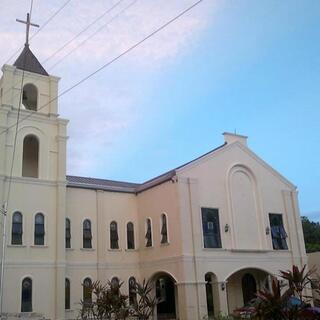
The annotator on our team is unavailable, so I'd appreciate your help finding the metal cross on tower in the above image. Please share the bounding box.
[16,13,39,46]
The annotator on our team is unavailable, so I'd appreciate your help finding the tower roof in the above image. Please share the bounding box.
[13,45,48,76]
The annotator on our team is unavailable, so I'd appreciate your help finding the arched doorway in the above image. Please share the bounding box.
[153,273,177,319]
[242,273,257,305]
[205,272,219,318]
[226,268,271,314]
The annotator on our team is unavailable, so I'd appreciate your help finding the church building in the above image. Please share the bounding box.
[0,26,307,320]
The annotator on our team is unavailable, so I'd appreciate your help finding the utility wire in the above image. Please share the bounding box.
[42,0,125,65]
[0,0,31,314]
[49,0,138,71]
[0,0,137,108]
[3,0,72,65]
[0,0,204,137]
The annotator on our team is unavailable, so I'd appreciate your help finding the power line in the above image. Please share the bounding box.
[0,0,204,137]
[0,1,31,314]
[3,0,72,65]
[0,0,137,108]
[42,0,125,65]
[48,0,138,71]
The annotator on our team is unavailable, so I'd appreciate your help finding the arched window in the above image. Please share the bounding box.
[110,221,119,249]
[83,219,92,248]
[129,277,136,305]
[66,218,71,248]
[127,222,135,249]
[22,83,38,111]
[34,213,45,245]
[242,273,257,305]
[83,278,92,305]
[111,277,120,292]
[65,278,70,310]
[145,218,152,247]
[12,211,23,245]
[21,277,32,312]
[161,214,168,244]
[22,135,39,178]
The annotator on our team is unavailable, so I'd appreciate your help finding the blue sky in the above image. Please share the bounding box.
[0,0,319,221]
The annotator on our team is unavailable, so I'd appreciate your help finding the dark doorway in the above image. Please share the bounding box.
[156,275,176,319]
[21,277,32,312]
[205,273,214,318]
[242,273,257,305]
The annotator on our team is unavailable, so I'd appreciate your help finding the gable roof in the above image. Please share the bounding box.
[14,45,48,76]
[66,143,227,193]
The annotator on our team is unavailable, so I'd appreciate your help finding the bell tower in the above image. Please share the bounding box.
[0,12,68,320]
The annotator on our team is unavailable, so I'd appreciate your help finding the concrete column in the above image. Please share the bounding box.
[176,283,199,320]
[218,284,229,315]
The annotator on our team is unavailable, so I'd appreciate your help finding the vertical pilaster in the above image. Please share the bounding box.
[218,285,229,315]
[55,120,68,320]
[96,190,105,280]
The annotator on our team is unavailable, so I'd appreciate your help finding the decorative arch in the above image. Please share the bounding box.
[18,126,48,179]
[205,272,219,318]
[225,267,273,314]
[227,164,263,250]
[22,83,38,111]
[151,271,178,319]
[22,134,39,178]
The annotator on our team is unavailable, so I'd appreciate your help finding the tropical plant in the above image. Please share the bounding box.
[254,265,320,320]
[132,279,158,320]
[79,278,158,320]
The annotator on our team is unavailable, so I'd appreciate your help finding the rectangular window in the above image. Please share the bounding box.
[201,208,222,248]
[269,213,288,250]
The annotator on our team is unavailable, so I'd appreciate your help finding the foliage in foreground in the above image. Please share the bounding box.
[233,264,320,320]
[79,278,157,320]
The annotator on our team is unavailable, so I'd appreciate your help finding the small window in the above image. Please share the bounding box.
[12,211,23,245]
[65,278,70,310]
[145,218,152,247]
[22,83,38,111]
[34,213,45,245]
[127,222,135,249]
[83,219,92,249]
[22,135,39,178]
[129,277,137,305]
[160,214,168,244]
[110,221,119,249]
[83,278,92,305]
[21,277,32,312]
[201,208,222,248]
[66,218,71,249]
[269,213,288,250]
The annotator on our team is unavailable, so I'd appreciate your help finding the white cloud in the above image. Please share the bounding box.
[0,0,215,175]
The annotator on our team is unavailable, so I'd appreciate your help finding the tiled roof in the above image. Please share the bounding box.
[66,175,139,193]
[66,143,227,193]
[14,45,49,76]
